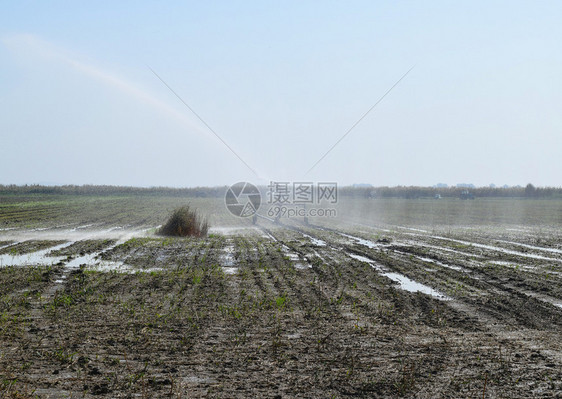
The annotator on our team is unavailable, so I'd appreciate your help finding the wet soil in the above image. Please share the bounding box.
[1,225,561,398]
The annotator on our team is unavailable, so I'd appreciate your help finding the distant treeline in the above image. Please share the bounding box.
[0,184,228,197]
[0,183,560,199]
[339,184,562,199]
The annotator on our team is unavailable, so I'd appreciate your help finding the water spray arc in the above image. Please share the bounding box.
[304,65,415,176]
[147,66,260,179]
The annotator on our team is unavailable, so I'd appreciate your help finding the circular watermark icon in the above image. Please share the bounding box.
[225,182,261,217]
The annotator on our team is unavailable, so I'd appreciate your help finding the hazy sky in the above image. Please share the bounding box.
[1,1,561,187]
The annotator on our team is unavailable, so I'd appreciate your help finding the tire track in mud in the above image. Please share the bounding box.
[4,227,562,396]
[249,229,327,313]
[388,226,562,263]
[287,224,449,300]
[25,239,123,335]
[253,226,516,398]
[182,233,359,397]
[289,224,562,366]
[297,224,547,304]
[262,227,349,305]
[257,222,562,331]
[305,223,562,315]
[236,235,280,301]
[258,227,367,335]
[255,227,412,391]
[262,226,449,334]
[379,233,562,314]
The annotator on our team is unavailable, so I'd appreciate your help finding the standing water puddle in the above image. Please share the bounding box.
[410,254,464,272]
[495,240,562,256]
[222,267,238,275]
[282,245,310,269]
[54,240,164,283]
[402,240,485,258]
[221,244,237,274]
[300,233,327,247]
[339,233,388,249]
[383,272,449,299]
[0,242,75,267]
[347,253,449,300]
[429,235,562,263]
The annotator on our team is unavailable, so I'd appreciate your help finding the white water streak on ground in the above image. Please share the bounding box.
[0,226,155,243]
[347,253,449,300]
[0,241,74,267]
[428,235,562,263]
[494,239,562,255]
[382,228,562,263]
[0,227,157,273]
[220,243,237,274]
[300,233,327,247]
[339,233,387,250]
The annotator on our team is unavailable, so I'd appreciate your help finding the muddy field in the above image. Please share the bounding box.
[1,194,561,398]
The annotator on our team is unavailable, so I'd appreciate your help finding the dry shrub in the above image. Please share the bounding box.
[158,205,209,237]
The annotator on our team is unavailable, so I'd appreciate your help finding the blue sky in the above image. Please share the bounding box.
[1,1,561,187]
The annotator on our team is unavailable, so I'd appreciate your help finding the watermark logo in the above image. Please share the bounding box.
[226,181,338,219]
[225,182,261,217]
[266,182,338,219]
[267,182,338,204]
